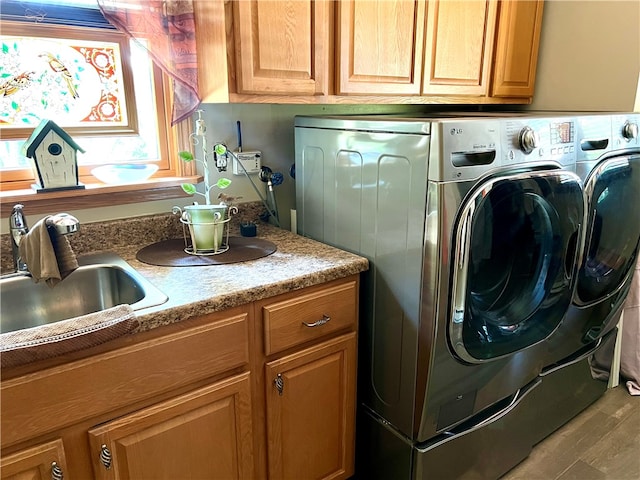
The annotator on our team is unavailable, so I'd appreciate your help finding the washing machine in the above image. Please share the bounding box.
[529,113,640,445]
[295,113,586,479]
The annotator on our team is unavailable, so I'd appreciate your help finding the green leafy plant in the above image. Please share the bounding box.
[178,149,231,205]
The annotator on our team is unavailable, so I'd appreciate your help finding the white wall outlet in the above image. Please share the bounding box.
[233,151,262,175]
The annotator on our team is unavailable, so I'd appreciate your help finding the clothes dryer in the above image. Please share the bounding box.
[530,113,640,445]
[295,114,586,479]
[543,113,640,367]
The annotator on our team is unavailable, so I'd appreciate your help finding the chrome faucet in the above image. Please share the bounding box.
[9,204,80,273]
[10,204,29,272]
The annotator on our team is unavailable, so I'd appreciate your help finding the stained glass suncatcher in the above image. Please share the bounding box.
[0,22,138,139]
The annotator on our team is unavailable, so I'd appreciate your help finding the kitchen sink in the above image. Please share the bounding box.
[0,252,168,334]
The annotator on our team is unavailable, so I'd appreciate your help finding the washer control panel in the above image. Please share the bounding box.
[435,119,502,182]
[502,117,577,167]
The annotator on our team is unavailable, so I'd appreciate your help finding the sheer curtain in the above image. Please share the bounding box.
[97,0,200,125]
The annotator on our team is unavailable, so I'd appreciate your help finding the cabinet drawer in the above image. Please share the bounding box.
[262,280,357,355]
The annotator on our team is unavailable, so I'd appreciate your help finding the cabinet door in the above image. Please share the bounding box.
[194,0,229,103]
[422,0,498,95]
[232,0,331,95]
[88,373,253,480]
[1,439,67,480]
[265,333,357,480]
[336,0,426,95]
[491,0,544,98]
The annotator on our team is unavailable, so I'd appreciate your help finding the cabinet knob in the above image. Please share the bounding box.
[302,314,331,328]
[99,444,113,469]
[274,373,284,396]
[51,462,64,480]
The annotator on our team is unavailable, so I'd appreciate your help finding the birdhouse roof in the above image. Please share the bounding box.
[21,119,86,158]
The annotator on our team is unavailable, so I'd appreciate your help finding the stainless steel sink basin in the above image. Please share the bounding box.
[0,252,168,334]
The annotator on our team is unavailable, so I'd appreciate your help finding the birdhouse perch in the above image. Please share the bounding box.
[21,119,86,193]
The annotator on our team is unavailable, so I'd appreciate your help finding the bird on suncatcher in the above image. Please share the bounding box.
[218,193,244,206]
[39,52,79,99]
[0,71,35,97]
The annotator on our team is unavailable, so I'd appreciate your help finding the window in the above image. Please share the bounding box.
[0,0,194,209]
[1,24,136,134]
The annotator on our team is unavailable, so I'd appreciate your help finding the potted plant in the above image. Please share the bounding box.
[178,142,231,205]
[177,110,233,205]
[174,111,235,254]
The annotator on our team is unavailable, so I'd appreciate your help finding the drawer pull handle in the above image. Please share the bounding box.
[51,462,64,480]
[275,373,284,396]
[100,444,112,469]
[302,314,331,328]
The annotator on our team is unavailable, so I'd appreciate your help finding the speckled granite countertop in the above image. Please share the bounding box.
[1,204,369,333]
[110,225,368,332]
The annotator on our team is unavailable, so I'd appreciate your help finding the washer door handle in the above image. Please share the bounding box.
[453,206,474,326]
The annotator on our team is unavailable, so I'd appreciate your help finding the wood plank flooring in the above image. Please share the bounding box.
[501,385,640,480]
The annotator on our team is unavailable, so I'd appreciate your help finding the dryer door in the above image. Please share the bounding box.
[450,169,584,363]
[574,153,640,336]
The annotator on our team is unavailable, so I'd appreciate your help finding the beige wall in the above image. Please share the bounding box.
[530,0,640,112]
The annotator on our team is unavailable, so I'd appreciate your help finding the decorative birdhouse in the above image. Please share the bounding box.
[21,119,86,192]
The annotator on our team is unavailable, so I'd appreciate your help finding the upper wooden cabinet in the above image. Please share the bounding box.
[203,0,544,103]
[422,0,498,96]
[194,0,229,102]
[491,0,545,97]
[231,0,332,96]
[336,0,426,95]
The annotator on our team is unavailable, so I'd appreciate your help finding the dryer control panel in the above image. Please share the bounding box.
[612,113,640,150]
[502,117,577,167]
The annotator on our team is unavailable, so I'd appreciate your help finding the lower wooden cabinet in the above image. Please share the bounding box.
[265,333,357,480]
[88,372,254,480]
[1,275,360,480]
[257,276,359,479]
[0,439,67,480]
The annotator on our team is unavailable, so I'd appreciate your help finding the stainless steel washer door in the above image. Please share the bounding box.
[450,169,584,363]
[576,153,640,306]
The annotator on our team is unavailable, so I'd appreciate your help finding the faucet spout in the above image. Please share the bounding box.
[10,204,29,272]
[46,213,80,235]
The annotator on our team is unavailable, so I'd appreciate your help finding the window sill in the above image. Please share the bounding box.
[0,176,202,217]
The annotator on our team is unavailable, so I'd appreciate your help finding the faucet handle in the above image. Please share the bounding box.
[46,213,80,235]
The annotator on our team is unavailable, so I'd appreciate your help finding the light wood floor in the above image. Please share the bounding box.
[501,385,640,480]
